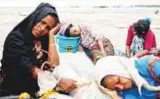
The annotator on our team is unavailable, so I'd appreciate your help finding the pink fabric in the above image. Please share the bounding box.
[126,25,134,46]
[57,23,70,35]
[79,24,97,49]
[126,25,157,50]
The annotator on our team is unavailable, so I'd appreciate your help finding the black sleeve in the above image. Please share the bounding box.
[3,32,37,77]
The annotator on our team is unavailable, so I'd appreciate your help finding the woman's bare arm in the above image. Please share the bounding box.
[48,24,61,68]
[126,45,131,58]
[134,50,149,58]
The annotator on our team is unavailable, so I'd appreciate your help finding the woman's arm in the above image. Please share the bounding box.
[126,45,131,58]
[126,25,134,58]
[47,24,61,68]
[134,49,149,58]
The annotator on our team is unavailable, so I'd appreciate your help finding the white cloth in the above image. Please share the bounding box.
[54,52,111,99]
[72,81,111,99]
[54,52,94,81]
[95,56,131,87]
[38,52,111,99]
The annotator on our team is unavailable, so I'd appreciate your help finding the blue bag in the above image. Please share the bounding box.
[56,34,81,53]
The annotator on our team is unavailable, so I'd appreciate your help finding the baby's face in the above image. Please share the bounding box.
[103,75,133,91]
[69,25,81,37]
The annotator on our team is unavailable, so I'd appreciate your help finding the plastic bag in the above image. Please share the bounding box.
[37,70,57,96]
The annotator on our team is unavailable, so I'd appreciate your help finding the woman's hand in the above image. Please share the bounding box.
[58,78,77,93]
[47,24,60,68]
[49,23,61,35]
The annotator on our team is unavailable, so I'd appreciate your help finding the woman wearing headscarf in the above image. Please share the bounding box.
[95,54,160,99]
[1,3,77,97]
[125,19,157,58]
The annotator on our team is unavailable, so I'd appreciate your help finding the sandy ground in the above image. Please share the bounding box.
[0,6,160,59]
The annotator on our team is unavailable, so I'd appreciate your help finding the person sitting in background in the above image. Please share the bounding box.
[58,23,114,64]
[95,53,160,99]
[0,3,77,97]
[125,18,157,58]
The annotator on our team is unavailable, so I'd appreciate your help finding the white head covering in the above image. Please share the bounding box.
[95,56,131,84]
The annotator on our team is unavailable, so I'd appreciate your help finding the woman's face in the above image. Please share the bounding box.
[103,75,133,91]
[32,15,57,38]
[69,25,81,37]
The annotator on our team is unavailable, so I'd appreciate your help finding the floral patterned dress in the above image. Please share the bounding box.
[79,25,114,64]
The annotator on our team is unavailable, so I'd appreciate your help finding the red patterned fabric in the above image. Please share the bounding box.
[148,57,160,82]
